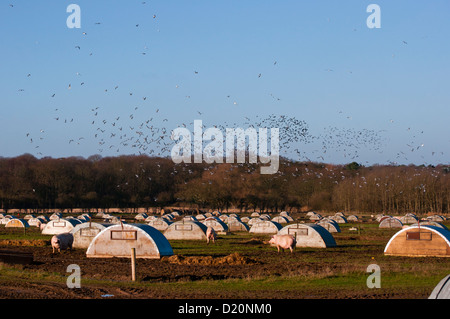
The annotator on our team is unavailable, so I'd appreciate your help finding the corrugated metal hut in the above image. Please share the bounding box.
[379,217,403,229]
[70,222,113,248]
[308,212,322,221]
[411,221,448,230]
[41,218,80,235]
[427,215,446,222]
[278,223,337,248]
[400,215,419,224]
[227,220,250,232]
[249,220,282,234]
[147,218,172,232]
[86,224,173,259]
[163,220,208,240]
[49,213,63,220]
[384,225,450,257]
[330,215,347,224]
[316,219,341,233]
[347,215,360,222]
[27,217,45,228]
[5,218,29,228]
[202,217,228,234]
[429,275,450,299]
[271,216,289,224]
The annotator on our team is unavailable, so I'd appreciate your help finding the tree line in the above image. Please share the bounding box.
[0,153,449,215]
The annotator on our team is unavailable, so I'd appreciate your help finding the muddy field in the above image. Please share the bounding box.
[0,217,448,300]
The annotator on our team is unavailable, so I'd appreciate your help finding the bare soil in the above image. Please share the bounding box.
[0,240,431,300]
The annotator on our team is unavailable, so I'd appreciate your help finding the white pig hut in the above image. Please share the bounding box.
[86,224,173,259]
[316,219,341,233]
[147,218,172,232]
[202,217,228,234]
[27,217,46,228]
[163,220,208,240]
[41,218,80,235]
[134,213,148,221]
[227,220,250,232]
[347,215,360,222]
[278,223,337,248]
[427,215,446,222]
[248,217,264,226]
[379,217,403,229]
[429,275,450,299]
[249,220,282,234]
[5,218,29,229]
[49,213,63,220]
[329,215,348,224]
[411,221,448,230]
[0,217,13,225]
[271,216,290,224]
[400,215,419,224]
[384,225,450,257]
[70,222,113,249]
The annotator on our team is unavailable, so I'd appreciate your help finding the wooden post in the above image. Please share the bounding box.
[131,248,136,281]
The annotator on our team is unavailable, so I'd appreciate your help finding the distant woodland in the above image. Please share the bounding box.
[0,154,449,215]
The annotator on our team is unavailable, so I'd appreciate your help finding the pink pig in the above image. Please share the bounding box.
[268,234,296,253]
[51,233,73,253]
[206,226,217,244]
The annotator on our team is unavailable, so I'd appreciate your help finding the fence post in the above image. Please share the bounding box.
[131,248,136,281]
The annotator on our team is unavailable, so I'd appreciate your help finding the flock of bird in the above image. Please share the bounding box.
[10,2,446,169]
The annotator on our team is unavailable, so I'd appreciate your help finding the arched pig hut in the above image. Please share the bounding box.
[271,216,289,224]
[278,223,337,248]
[330,215,347,224]
[400,215,419,224]
[70,222,113,249]
[384,225,450,257]
[41,218,80,235]
[227,220,250,232]
[316,219,341,233]
[379,217,403,229]
[202,217,228,234]
[86,224,173,259]
[147,218,172,232]
[163,220,208,240]
[5,218,29,228]
[249,220,282,234]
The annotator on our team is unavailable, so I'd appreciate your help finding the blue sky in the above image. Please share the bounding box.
[1,0,449,166]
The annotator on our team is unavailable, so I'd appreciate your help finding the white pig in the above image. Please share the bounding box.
[206,226,217,244]
[268,234,296,253]
[51,233,74,253]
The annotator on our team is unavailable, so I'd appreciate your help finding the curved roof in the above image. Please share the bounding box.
[384,225,450,254]
[411,221,448,230]
[429,275,450,299]
[5,218,29,228]
[41,218,80,234]
[203,217,228,231]
[249,220,282,234]
[271,216,289,224]
[70,222,112,233]
[87,223,173,258]
[164,220,208,240]
[317,220,341,233]
[278,223,337,248]
[379,217,403,228]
